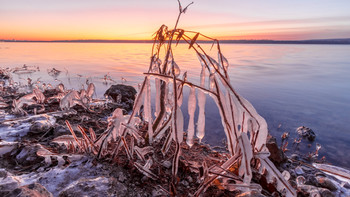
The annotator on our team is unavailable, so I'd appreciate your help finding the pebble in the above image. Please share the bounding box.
[296,126,316,141]
[237,190,266,197]
[162,160,172,169]
[295,166,305,175]
[180,180,189,187]
[118,172,127,182]
[187,176,193,183]
[316,177,337,191]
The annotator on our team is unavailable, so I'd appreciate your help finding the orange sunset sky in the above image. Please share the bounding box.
[1,0,350,41]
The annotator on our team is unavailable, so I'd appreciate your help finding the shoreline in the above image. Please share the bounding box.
[1,66,350,196]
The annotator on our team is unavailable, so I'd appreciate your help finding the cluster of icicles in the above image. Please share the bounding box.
[41,31,297,195]
[61,47,296,195]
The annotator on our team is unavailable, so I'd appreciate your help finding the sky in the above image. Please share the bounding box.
[1,0,350,41]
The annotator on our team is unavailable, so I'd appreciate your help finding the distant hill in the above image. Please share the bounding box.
[1,38,350,44]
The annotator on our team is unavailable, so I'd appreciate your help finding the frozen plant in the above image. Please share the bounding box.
[65,1,296,196]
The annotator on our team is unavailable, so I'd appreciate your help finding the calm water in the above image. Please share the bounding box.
[1,42,350,168]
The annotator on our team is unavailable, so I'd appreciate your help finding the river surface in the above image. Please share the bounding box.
[1,42,350,168]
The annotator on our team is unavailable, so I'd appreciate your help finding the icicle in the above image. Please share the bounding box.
[197,52,209,73]
[196,64,206,141]
[177,82,184,107]
[218,52,229,72]
[172,60,180,77]
[86,83,95,101]
[109,108,124,140]
[186,86,196,147]
[209,74,215,92]
[154,78,161,117]
[238,132,253,184]
[223,91,238,154]
[206,55,220,71]
[144,76,153,143]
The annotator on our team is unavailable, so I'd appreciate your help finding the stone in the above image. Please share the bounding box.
[296,126,316,141]
[29,120,53,135]
[316,177,337,191]
[180,180,189,187]
[59,177,121,197]
[237,190,266,197]
[0,169,7,178]
[266,135,287,165]
[0,182,19,194]
[290,154,300,160]
[295,166,305,175]
[318,188,335,197]
[152,188,168,197]
[104,84,137,111]
[162,160,172,169]
[16,183,53,197]
[187,176,193,183]
[13,145,45,167]
[118,171,127,182]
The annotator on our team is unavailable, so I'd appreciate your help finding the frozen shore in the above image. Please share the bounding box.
[1,66,350,196]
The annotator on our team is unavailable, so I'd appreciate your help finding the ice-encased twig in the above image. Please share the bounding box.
[134,162,159,180]
[238,132,253,184]
[256,155,296,197]
[194,153,241,196]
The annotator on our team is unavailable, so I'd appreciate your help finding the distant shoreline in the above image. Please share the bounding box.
[1,38,350,45]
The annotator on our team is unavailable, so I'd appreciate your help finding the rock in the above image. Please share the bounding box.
[180,180,189,187]
[104,84,137,111]
[117,171,127,182]
[59,177,122,197]
[318,188,335,197]
[0,169,7,178]
[290,154,300,160]
[13,145,45,167]
[305,175,318,186]
[316,177,337,191]
[162,160,172,169]
[298,184,319,196]
[0,181,19,196]
[266,135,287,165]
[296,126,316,141]
[237,190,266,197]
[15,183,53,197]
[298,183,336,197]
[295,166,305,175]
[296,176,306,186]
[187,176,193,183]
[29,119,53,135]
[152,188,168,197]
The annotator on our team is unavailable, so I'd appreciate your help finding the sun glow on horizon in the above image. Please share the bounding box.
[1,0,350,41]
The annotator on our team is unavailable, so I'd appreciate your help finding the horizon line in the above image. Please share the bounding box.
[1,38,350,44]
